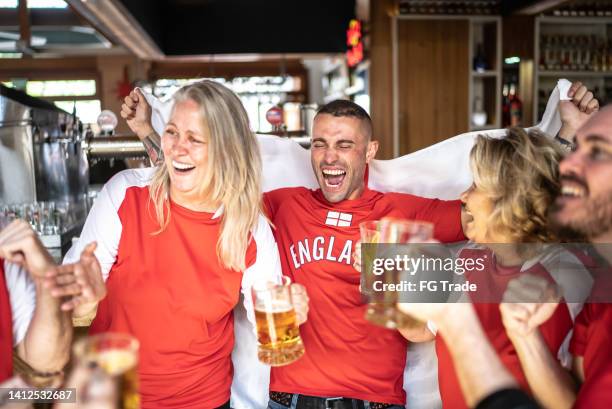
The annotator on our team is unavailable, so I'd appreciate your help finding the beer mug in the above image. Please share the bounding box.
[252,277,305,366]
[73,333,140,409]
[359,218,434,329]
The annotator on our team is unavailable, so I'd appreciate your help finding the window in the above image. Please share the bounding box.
[0,0,67,8]
[148,76,302,133]
[2,79,101,127]
[26,80,96,97]
[54,100,102,125]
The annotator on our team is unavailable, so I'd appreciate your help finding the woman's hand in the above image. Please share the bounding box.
[44,243,107,312]
[120,88,155,140]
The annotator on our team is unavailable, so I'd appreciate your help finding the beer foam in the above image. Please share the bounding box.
[95,350,137,375]
[255,300,294,314]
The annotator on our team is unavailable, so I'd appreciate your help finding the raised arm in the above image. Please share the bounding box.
[557,81,599,144]
[0,220,71,374]
[500,274,577,409]
[120,88,163,165]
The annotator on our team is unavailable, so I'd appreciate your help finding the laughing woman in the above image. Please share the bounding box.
[60,81,283,409]
[432,128,593,409]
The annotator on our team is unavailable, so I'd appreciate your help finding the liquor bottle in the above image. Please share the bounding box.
[473,44,487,72]
[509,84,523,127]
[502,84,510,127]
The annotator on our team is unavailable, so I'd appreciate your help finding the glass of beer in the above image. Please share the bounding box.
[73,333,140,409]
[252,277,305,366]
[359,218,434,329]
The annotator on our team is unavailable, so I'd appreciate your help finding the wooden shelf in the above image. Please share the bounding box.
[539,70,612,78]
[538,16,612,24]
[472,70,498,77]
[470,124,498,131]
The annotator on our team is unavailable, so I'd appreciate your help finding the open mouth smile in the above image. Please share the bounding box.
[172,160,196,174]
[322,168,347,189]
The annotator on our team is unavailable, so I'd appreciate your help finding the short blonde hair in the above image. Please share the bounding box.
[469,127,564,243]
[149,80,263,271]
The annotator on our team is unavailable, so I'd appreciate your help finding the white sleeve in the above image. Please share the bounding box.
[63,174,131,279]
[230,215,283,409]
[404,341,442,409]
[5,260,36,346]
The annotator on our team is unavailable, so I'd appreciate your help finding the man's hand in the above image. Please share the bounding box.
[44,243,107,311]
[397,301,454,325]
[352,242,362,272]
[120,88,154,140]
[53,363,117,409]
[291,283,309,325]
[500,274,561,338]
[558,81,599,142]
[0,220,54,278]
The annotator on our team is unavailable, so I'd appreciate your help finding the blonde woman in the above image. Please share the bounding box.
[433,128,593,409]
[59,81,284,409]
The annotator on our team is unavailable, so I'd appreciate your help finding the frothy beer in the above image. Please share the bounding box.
[94,349,140,409]
[255,287,304,366]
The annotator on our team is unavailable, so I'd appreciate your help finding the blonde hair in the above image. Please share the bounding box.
[469,127,564,243]
[149,80,262,271]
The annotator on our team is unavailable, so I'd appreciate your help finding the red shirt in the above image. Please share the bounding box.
[436,248,575,409]
[568,264,612,408]
[0,259,12,382]
[265,186,463,404]
[570,303,612,380]
[570,260,612,381]
[86,182,254,408]
[574,361,612,408]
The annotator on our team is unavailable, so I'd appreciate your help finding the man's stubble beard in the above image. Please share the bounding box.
[549,191,612,241]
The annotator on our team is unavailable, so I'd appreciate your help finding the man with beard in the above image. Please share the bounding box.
[528,104,612,408]
[498,103,612,409]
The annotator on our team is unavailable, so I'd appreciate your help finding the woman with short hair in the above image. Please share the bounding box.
[435,128,592,409]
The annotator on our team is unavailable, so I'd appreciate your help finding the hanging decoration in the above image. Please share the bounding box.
[114,66,133,101]
[346,19,363,67]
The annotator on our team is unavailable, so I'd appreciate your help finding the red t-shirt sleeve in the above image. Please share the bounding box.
[263,187,308,220]
[389,193,465,242]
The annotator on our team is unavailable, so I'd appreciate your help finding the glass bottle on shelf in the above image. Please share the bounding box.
[473,44,487,72]
[472,97,487,127]
[509,84,523,127]
[502,84,510,127]
[540,35,548,70]
[552,36,561,71]
[601,37,608,72]
[569,36,578,71]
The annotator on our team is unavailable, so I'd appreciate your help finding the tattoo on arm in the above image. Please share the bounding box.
[143,132,163,165]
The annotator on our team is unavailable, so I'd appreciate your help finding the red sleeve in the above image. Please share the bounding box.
[570,303,594,357]
[389,194,465,243]
[539,301,573,355]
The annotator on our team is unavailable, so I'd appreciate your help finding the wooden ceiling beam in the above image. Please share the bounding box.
[65,0,163,60]
[0,9,82,27]
[504,0,573,15]
[17,0,33,55]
